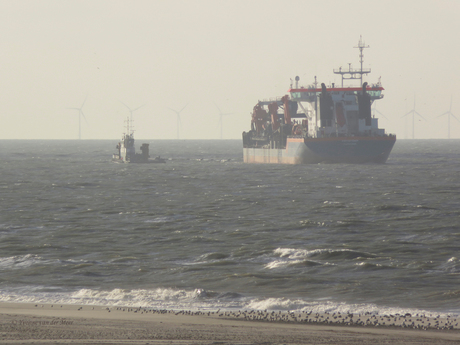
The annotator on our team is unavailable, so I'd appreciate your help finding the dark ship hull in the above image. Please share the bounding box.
[112,155,166,164]
[243,136,396,164]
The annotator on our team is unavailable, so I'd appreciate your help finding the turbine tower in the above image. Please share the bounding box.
[68,96,88,140]
[121,101,145,124]
[214,103,232,139]
[168,103,188,139]
[438,95,459,139]
[402,96,425,139]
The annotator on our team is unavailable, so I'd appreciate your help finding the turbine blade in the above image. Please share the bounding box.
[214,102,222,114]
[80,110,88,124]
[120,101,132,111]
[81,95,88,109]
[401,110,413,118]
[179,103,189,113]
[414,111,426,120]
[132,104,145,112]
[437,111,450,118]
[374,109,388,119]
[168,107,179,114]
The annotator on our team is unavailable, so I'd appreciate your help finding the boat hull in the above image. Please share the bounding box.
[243,136,396,164]
[112,157,166,164]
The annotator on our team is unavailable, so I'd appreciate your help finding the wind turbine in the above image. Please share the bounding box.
[68,96,88,140]
[214,103,233,139]
[402,96,425,139]
[120,101,145,124]
[168,103,188,139]
[438,95,459,139]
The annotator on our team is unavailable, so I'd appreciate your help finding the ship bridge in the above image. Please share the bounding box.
[289,85,384,102]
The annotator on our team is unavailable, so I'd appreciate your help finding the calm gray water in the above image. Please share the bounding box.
[0,139,459,316]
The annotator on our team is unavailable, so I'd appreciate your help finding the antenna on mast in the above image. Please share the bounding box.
[124,116,133,136]
[354,35,370,86]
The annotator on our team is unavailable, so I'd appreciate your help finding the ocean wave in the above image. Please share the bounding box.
[273,248,375,261]
[299,219,331,227]
[322,201,346,208]
[265,248,371,270]
[197,252,229,261]
[0,255,107,272]
[437,256,460,273]
[265,259,323,269]
[0,287,455,317]
[0,254,48,270]
[0,287,246,310]
[354,262,396,270]
[244,297,453,318]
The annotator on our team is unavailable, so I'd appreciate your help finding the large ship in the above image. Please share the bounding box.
[242,38,396,164]
[112,118,166,163]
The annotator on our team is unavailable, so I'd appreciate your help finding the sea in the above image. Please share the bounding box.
[1,139,459,317]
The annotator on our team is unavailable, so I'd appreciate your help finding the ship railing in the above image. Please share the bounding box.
[333,67,371,74]
[261,97,283,103]
[312,131,396,139]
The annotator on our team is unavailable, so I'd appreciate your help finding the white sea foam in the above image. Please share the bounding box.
[244,297,454,318]
[273,247,357,259]
[0,254,46,269]
[145,217,171,223]
[264,259,305,269]
[273,248,309,258]
[0,287,219,310]
[0,286,458,317]
[265,248,347,269]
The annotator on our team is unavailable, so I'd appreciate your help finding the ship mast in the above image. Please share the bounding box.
[124,116,134,137]
[355,35,370,86]
[334,36,371,87]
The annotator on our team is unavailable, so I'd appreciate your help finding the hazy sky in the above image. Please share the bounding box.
[1,0,459,140]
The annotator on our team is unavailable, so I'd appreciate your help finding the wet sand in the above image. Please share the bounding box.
[0,302,459,344]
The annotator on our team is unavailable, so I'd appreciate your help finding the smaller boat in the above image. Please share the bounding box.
[112,118,165,163]
[151,156,167,163]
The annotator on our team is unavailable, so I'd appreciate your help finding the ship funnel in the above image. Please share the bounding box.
[320,83,333,127]
[358,82,371,126]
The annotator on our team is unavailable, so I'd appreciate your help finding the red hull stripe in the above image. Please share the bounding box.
[289,86,384,93]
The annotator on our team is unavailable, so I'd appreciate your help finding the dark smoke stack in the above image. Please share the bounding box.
[358,82,371,126]
[320,83,333,127]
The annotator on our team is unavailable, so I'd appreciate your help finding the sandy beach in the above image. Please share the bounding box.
[0,303,459,344]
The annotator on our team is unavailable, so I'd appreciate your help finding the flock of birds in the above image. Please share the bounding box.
[36,304,458,331]
[211,309,460,331]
